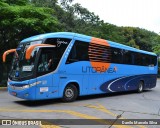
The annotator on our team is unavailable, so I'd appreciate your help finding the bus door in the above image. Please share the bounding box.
[35,48,58,99]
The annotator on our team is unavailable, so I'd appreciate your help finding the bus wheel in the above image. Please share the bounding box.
[62,84,78,102]
[137,81,144,93]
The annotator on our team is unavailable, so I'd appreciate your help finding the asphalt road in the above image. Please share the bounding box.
[0,79,160,128]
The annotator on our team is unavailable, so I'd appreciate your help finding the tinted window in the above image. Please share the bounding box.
[45,38,71,60]
[150,55,157,66]
[133,52,157,66]
[37,48,56,76]
[134,53,143,65]
[142,55,150,66]
[66,40,157,66]
[111,47,123,64]
[66,40,89,64]
[123,50,132,64]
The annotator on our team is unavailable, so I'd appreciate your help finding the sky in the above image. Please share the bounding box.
[73,0,160,34]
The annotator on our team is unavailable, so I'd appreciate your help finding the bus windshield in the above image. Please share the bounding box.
[9,40,42,80]
[9,38,71,80]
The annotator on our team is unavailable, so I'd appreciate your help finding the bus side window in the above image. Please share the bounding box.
[37,49,54,76]
[111,47,123,64]
[144,55,150,66]
[66,40,89,64]
[123,50,132,64]
[133,53,157,66]
[150,55,157,66]
[134,53,143,66]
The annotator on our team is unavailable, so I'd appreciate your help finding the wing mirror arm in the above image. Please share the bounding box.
[2,49,16,62]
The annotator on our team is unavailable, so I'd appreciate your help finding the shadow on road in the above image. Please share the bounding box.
[14,90,152,107]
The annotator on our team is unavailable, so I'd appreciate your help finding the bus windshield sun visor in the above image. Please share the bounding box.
[25,44,56,60]
[2,49,16,62]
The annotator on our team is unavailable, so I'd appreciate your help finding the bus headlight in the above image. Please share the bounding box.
[8,81,42,90]
[23,81,41,89]
[23,85,30,89]
[30,81,41,87]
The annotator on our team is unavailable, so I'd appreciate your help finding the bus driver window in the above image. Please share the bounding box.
[37,51,53,72]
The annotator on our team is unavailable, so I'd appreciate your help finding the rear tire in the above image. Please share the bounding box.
[137,81,144,93]
[62,84,78,102]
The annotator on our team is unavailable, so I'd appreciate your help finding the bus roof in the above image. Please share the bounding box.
[20,32,76,43]
[20,32,156,56]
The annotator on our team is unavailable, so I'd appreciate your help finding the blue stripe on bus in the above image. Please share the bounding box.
[100,74,157,92]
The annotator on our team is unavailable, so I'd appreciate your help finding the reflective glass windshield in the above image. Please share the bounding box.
[9,40,42,80]
[9,38,71,80]
[36,38,71,76]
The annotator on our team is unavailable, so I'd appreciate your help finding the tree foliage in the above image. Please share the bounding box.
[0,1,61,58]
[3,0,29,6]
[153,36,160,55]
[30,0,58,8]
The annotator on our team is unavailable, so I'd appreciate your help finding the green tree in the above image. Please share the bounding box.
[153,44,160,55]
[99,23,125,43]
[120,27,159,51]
[60,0,74,10]
[0,0,61,83]
[30,0,57,8]
[127,39,139,49]
[0,2,61,53]
[3,0,29,5]
[153,36,160,55]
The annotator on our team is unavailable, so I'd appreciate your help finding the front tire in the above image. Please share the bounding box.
[137,81,144,93]
[62,84,78,102]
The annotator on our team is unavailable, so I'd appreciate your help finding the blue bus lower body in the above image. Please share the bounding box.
[8,74,157,100]
[100,74,157,93]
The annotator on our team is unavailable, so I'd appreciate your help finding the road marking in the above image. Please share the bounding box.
[0,103,148,128]
[84,104,117,117]
[41,125,61,128]
[84,103,147,128]
[0,108,132,128]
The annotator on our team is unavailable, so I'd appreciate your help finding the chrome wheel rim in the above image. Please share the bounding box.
[65,88,74,98]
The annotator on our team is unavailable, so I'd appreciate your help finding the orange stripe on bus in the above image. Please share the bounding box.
[91,37,110,46]
[25,44,54,60]
[90,37,110,73]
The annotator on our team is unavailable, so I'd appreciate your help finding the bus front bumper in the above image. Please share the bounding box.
[8,85,36,100]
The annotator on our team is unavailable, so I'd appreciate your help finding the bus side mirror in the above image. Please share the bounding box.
[2,49,16,62]
[25,44,55,60]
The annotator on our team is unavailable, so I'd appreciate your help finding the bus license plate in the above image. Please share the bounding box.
[11,92,17,96]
